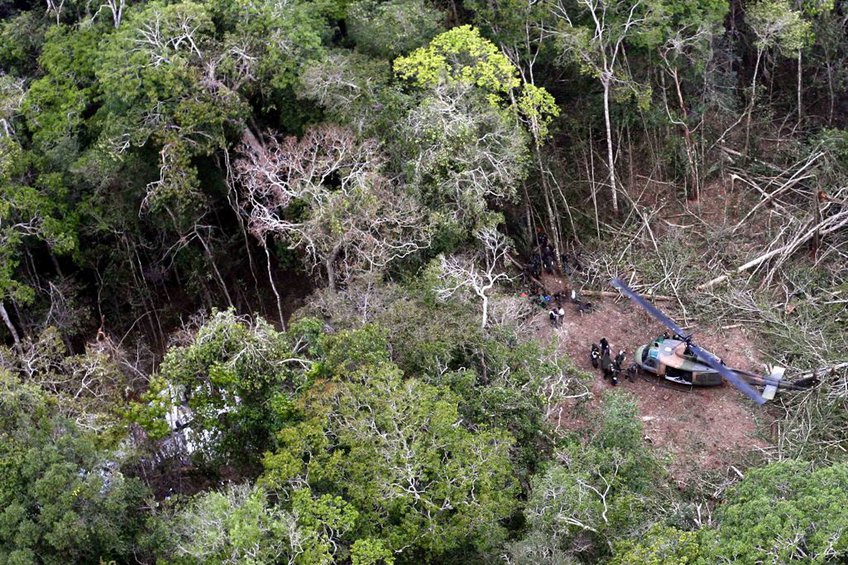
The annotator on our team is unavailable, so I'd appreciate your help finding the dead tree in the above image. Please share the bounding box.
[233,125,432,291]
[436,226,512,329]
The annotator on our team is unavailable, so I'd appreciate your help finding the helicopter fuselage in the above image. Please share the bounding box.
[634,338,724,386]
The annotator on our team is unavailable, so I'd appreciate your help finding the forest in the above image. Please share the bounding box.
[0,0,847,562]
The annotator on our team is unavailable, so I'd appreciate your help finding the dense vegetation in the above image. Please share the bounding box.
[1,0,846,562]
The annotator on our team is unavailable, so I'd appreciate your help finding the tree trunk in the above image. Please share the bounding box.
[796,50,802,125]
[584,130,600,239]
[264,243,286,330]
[0,302,21,348]
[669,68,699,201]
[197,232,234,309]
[480,294,488,329]
[326,245,341,292]
[539,158,562,270]
[602,78,618,214]
[811,187,822,258]
[745,49,763,155]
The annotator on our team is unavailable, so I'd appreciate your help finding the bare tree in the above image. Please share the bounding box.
[657,25,716,201]
[436,226,512,328]
[234,125,432,290]
[103,0,126,28]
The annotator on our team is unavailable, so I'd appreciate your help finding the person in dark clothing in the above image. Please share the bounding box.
[614,350,626,371]
[601,347,613,380]
[612,350,626,385]
[549,309,558,327]
[626,363,637,382]
[599,338,610,355]
[530,254,542,278]
[590,343,601,369]
[542,245,555,274]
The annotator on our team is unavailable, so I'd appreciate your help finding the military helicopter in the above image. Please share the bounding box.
[611,278,819,404]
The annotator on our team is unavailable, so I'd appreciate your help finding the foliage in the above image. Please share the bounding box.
[1,0,847,561]
[510,392,665,561]
[129,309,310,467]
[168,483,362,564]
[747,0,813,55]
[304,275,574,482]
[0,370,156,563]
[395,25,521,99]
[705,459,848,562]
[298,51,408,138]
[348,0,445,59]
[614,460,848,563]
[261,325,519,560]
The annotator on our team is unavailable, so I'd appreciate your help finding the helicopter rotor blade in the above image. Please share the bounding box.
[610,278,689,339]
[611,278,766,405]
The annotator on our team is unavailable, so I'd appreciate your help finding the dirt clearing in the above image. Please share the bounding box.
[536,274,773,484]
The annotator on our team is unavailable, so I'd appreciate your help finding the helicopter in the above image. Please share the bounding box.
[611,278,819,404]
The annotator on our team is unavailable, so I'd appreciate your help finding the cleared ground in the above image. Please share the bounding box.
[537,273,773,485]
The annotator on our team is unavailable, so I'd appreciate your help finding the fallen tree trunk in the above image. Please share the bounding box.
[795,362,848,380]
[698,209,848,290]
[582,290,675,301]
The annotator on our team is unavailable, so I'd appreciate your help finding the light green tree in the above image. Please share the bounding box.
[394,25,557,233]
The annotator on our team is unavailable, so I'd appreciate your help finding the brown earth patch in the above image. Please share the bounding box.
[535,273,773,484]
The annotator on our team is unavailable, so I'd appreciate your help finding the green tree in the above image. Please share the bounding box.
[347,0,444,60]
[0,146,77,346]
[511,392,664,562]
[0,370,157,563]
[261,325,519,560]
[394,25,557,234]
[168,483,361,564]
[705,459,848,562]
[129,310,313,467]
[613,460,848,563]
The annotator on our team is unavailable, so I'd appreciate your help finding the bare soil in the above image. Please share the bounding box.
[536,273,772,485]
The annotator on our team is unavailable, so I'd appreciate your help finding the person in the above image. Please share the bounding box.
[590,343,601,369]
[599,337,610,355]
[530,254,542,278]
[549,309,558,327]
[601,347,613,380]
[612,350,626,383]
[542,246,555,274]
[557,305,565,325]
[614,349,626,371]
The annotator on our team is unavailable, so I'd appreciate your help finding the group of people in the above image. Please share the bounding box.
[549,304,566,328]
[517,286,593,326]
[527,231,588,279]
[528,231,557,278]
[590,338,631,385]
